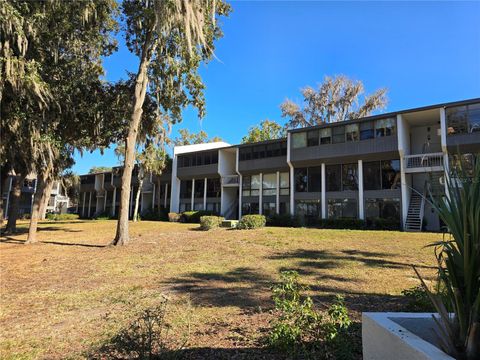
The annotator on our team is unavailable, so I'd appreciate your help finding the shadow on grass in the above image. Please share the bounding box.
[163,267,273,309]
[0,236,107,248]
[268,248,435,271]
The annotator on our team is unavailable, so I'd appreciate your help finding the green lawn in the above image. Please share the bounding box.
[0,220,439,359]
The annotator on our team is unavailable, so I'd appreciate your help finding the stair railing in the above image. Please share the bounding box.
[419,180,428,231]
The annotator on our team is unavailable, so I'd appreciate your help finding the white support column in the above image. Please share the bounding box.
[275,171,280,214]
[152,184,156,210]
[191,178,195,211]
[321,163,326,219]
[4,177,12,219]
[104,190,108,213]
[164,183,168,208]
[238,175,243,218]
[289,166,295,215]
[203,178,207,210]
[112,187,116,216]
[358,160,364,220]
[439,108,450,198]
[82,191,86,217]
[88,192,92,217]
[259,173,263,215]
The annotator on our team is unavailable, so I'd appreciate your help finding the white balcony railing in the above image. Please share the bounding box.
[404,152,444,171]
[221,175,239,186]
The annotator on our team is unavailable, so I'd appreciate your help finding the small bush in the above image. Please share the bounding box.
[93,212,111,220]
[401,283,448,312]
[181,210,217,223]
[238,214,266,230]
[269,270,355,358]
[199,216,224,230]
[140,209,162,221]
[168,212,181,222]
[46,213,79,221]
[267,214,302,228]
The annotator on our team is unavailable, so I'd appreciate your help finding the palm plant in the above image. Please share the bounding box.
[415,154,479,360]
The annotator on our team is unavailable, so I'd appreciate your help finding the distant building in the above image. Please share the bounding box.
[1,174,71,219]
[78,98,480,232]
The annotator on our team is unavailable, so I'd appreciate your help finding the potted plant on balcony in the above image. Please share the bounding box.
[414,156,479,360]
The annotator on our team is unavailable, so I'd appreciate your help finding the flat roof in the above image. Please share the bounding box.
[288,97,480,133]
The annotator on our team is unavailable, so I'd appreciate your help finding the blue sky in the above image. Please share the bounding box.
[72,1,480,174]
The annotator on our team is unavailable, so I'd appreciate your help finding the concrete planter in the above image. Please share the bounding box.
[362,312,454,360]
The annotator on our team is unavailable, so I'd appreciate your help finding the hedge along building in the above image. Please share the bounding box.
[78,98,480,231]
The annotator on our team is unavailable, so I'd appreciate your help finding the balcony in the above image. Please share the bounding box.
[221,175,239,187]
[404,152,444,173]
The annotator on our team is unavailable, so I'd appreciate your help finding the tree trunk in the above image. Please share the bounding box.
[112,35,152,246]
[133,177,143,222]
[5,174,26,234]
[26,171,50,244]
[39,178,54,220]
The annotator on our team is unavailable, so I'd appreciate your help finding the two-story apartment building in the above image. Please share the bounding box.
[2,174,71,218]
[78,98,479,231]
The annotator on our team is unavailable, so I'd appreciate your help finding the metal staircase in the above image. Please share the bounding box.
[404,182,427,232]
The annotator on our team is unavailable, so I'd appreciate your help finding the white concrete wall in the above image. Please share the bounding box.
[218,148,237,218]
[363,313,453,360]
[170,142,230,213]
[397,114,411,228]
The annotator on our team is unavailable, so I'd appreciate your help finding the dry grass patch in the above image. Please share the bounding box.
[0,220,438,359]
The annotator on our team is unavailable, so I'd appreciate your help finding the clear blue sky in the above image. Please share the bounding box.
[72,1,480,174]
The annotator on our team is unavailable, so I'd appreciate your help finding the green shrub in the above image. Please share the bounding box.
[237,214,266,230]
[366,217,400,230]
[93,212,111,220]
[199,216,224,230]
[181,210,217,223]
[46,213,79,221]
[267,214,302,228]
[317,218,366,230]
[268,271,354,358]
[168,212,181,222]
[139,209,164,221]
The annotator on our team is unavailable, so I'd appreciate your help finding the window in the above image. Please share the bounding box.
[332,126,345,144]
[263,202,276,217]
[307,130,319,146]
[365,198,400,220]
[342,163,358,190]
[308,166,321,192]
[360,121,374,140]
[195,153,204,166]
[262,173,277,196]
[381,160,400,190]
[449,153,477,177]
[346,123,359,142]
[363,161,381,190]
[292,132,307,148]
[326,165,341,191]
[206,202,220,213]
[280,172,290,195]
[251,175,261,196]
[240,147,252,161]
[194,202,203,211]
[328,199,357,219]
[447,103,480,134]
[280,141,288,155]
[194,179,204,198]
[204,152,212,165]
[242,202,259,215]
[296,200,320,223]
[320,128,332,144]
[295,168,308,192]
[295,167,321,192]
[207,178,221,198]
[180,180,192,199]
[242,176,251,197]
[375,118,396,137]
